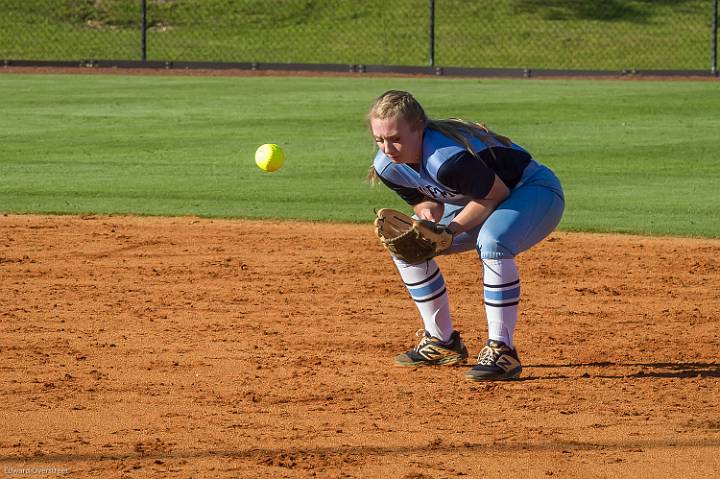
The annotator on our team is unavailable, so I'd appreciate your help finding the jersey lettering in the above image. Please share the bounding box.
[418,184,456,200]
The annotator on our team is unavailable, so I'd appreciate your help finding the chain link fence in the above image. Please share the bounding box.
[1,0,717,73]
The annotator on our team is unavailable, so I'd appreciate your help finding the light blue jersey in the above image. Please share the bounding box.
[374,128,565,260]
[374,128,534,206]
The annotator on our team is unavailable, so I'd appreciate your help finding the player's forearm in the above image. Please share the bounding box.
[448,176,510,235]
[447,201,495,235]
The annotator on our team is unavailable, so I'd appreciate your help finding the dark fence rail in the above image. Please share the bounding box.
[1,0,718,75]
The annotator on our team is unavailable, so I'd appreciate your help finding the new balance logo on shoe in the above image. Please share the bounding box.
[420,346,446,360]
[395,330,469,367]
[495,355,516,371]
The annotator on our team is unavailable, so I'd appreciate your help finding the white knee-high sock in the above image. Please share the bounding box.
[482,258,520,347]
[393,257,453,342]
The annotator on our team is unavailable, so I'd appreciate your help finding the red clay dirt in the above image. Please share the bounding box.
[1,214,718,478]
[3,65,719,82]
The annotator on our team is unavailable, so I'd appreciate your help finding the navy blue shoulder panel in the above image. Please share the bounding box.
[425,128,533,196]
[436,151,496,199]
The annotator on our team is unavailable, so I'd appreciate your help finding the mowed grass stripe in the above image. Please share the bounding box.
[1,73,718,237]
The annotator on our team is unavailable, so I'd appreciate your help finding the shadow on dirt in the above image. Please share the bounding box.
[3,436,720,466]
[524,361,720,380]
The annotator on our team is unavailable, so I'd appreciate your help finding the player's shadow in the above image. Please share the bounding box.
[4,436,720,467]
[521,361,720,381]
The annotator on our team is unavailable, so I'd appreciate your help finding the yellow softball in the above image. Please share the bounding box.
[254,143,285,172]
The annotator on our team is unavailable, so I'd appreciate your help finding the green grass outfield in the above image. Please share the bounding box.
[1,73,719,238]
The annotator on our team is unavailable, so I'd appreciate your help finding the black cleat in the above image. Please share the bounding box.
[465,340,522,381]
[394,330,469,367]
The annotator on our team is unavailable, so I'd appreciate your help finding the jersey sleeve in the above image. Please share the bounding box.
[435,151,496,199]
[377,171,426,206]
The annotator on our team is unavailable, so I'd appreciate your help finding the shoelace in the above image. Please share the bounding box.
[414,329,433,351]
[477,346,500,366]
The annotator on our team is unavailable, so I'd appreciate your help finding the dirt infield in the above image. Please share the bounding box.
[1,214,718,478]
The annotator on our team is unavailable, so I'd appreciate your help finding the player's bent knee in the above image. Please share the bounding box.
[475,235,515,260]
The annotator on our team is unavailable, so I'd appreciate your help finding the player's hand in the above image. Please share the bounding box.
[418,208,435,221]
[413,200,444,223]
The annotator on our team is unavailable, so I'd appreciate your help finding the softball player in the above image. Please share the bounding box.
[368,90,564,381]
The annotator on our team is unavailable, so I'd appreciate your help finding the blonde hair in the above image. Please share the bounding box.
[366,90,511,184]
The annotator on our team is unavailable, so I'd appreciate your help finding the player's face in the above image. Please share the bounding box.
[370,115,423,165]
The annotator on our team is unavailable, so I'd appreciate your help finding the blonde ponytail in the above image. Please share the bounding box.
[426,118,512,160]
[366,164,381,184]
